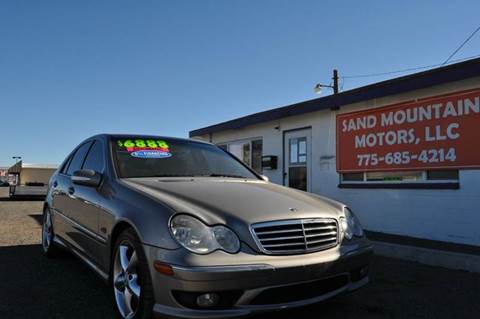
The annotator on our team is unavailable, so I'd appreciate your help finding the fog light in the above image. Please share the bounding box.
[196,293,220,308]
[359,266,369,277]
[351,265,369,282]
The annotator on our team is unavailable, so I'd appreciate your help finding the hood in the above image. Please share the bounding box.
[123,177,344,225]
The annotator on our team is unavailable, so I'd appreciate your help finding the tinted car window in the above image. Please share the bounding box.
[82,141,105,173]
[113,137,258,179]
[60,155,73,175]
[66,142,92,176]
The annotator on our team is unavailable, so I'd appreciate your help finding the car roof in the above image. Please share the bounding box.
[86,134,212,145]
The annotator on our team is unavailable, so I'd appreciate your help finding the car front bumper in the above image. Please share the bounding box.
[144,239,373,319]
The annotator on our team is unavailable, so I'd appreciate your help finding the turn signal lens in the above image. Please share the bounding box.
[154,261,174,276]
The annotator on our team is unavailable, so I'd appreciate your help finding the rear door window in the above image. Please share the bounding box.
[82,141,105,173]
[60,155,73,175]
[66,142,92,176]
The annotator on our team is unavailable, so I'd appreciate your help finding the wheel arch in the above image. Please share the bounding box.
[110,220,137,254]
[108,221,136,281]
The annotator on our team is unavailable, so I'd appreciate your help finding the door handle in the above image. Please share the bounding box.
[68,187,75,195]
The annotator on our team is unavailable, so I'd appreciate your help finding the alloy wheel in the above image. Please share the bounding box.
[42,210,53,252]
[113,243,141,319]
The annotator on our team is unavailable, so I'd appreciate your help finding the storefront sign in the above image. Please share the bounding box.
[336,88,480,172]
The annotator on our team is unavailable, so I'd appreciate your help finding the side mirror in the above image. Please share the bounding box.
[72,169,102,187]
[261,175,269,182]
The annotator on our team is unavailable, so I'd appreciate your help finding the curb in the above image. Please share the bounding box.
[372,240,480,273]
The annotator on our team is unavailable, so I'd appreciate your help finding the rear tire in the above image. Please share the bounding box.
[42,208,60,258]
[112,228,155,319]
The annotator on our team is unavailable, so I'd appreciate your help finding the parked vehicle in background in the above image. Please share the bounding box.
[0,180,9,187]
[7,162,57,198]
[42,134,372,319]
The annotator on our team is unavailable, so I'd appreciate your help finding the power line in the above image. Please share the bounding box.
[322,26,480,90]
[342,63,439,79]
[342,26,480,80]
[442,25,480,65]
[342,54,480,79]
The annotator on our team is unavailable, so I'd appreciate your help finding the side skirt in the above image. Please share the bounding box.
[53,236,109,283]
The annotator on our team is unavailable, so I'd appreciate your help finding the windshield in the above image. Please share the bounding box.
[113,137,259,179]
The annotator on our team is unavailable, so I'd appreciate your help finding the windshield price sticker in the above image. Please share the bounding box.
[336,89,480,172]
[117,139,172,159]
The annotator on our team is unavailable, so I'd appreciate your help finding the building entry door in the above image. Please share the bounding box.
[284,128,312,192]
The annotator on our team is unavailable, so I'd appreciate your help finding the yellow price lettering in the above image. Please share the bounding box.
[123,140,135,148]
[157,140,169,149]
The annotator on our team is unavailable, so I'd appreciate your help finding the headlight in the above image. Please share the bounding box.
[170,215,240,254]
[339,207,364,240]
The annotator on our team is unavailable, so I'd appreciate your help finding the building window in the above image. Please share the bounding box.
[341,169,459,183]
[341,172,363,182]
[427,170,459,180]
[218,139,263,174]
[289,137,307,164]
[229,142,251,166]
[251,140,263,173]
[366,171,423,182]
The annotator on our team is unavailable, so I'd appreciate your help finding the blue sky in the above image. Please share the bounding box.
[1,0,479,166]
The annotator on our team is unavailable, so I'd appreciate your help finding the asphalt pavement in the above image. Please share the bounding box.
[1,189,479,318]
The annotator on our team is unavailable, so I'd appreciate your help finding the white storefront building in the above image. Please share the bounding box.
[190,58,480,264]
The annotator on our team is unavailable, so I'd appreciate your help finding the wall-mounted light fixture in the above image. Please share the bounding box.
[314,69,339,95]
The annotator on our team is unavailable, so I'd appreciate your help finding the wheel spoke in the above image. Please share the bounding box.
[128,274,141,298]
[123,287,134,318]
[45,231,50,246]
[119,246,130,272]
[114,241,141,318]
[43,212,52,249]
[127,251,138,273]
[46,213,51,230]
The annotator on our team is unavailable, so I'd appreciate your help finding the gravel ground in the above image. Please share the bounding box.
[1,194,479,319]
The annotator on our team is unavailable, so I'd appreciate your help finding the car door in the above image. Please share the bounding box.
[55,141,93,253]
[67,140,108,265]
[50,154,74,238]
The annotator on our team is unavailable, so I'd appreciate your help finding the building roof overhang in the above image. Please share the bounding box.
[190,57,480,137]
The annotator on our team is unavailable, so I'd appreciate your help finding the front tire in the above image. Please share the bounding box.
[42,208,60,257]
[112,228,154,319]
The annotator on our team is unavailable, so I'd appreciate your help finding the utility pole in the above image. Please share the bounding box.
[332,69,339,94]
[314,69,340,95]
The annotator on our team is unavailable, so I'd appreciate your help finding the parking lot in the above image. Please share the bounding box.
[1,189,479,319]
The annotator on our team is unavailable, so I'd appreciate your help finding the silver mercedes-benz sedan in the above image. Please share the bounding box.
[42,134,372,319]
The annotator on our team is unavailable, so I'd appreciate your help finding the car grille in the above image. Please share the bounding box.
[251,218,338,255]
